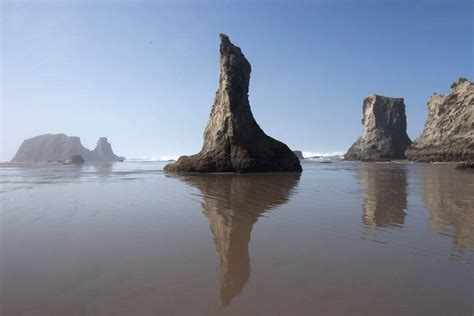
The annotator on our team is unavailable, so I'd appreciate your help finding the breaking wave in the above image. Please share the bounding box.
[302,151,346,159]
[126,152,346,162]
[127,156,179,162]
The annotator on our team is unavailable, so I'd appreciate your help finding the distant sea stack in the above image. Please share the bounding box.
[91,137,125,162]
[344,95,412,161]
[405,78,474,162]
[293,150,304,160]
[11,134,125,162]
[164,34,301,173]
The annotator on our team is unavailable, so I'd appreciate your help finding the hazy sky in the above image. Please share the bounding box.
[1,0,473,161]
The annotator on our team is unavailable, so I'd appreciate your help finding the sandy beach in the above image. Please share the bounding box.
[1,161,472,315]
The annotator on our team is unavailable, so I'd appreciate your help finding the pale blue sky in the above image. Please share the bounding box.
[1,0,473,161]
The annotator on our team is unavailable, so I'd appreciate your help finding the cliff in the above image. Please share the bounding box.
[405,78,474,162]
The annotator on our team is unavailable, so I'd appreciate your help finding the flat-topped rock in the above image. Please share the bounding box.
[345,95,412,161]
[164,34,301,173]
[405,78,474,162]
[11,134,88,162]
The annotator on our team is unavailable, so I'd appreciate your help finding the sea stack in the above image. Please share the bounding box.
[293,150,304,160]
[11,134,89,162]
[344,95,412,161]
[91,137,125,162]
[164,34,301,173]
[11,134,125,162]
[405,78,474,162]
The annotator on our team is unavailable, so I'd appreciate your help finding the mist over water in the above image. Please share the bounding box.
[1,161,473,315]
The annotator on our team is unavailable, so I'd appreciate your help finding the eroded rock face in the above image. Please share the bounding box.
[405,78,474,162]
[11,134,124,162]
[164,34,301,173]
[345,95,412,161]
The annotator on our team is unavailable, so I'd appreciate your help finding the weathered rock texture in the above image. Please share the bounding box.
[405,78,474,162]
[11,134,124,162]
[171,173,300,306]
[164,34,301,173]
[345,95,412,161]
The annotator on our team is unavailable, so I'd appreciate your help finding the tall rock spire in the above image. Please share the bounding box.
[165,34,301,172]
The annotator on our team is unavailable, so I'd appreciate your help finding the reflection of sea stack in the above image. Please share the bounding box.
[358,164,407,228]
[164,34,301,172]
[406,78,474,162]
[345,95,412,161]
[173,173,300,306]
[420,165,474,253]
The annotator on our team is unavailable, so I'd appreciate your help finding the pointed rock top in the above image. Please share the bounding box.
[164,34,301,172]
[219,33,246,61]
[219,33,232,51]
[97,137,109,145]
[219,33,229,42]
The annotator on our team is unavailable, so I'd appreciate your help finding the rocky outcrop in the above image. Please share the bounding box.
[293,150,304,160]
[345,95,412,161]
[164,34,301,173]
[405,78,474,162]
[11,134,124,162]
[63,155,85,165]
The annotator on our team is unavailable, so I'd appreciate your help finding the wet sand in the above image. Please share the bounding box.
[1,161,473,315]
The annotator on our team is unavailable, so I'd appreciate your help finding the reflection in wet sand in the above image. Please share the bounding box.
[93,162,114,176]
[175,173,300,306]
[420,165,474,257]
[357,164,407,229]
